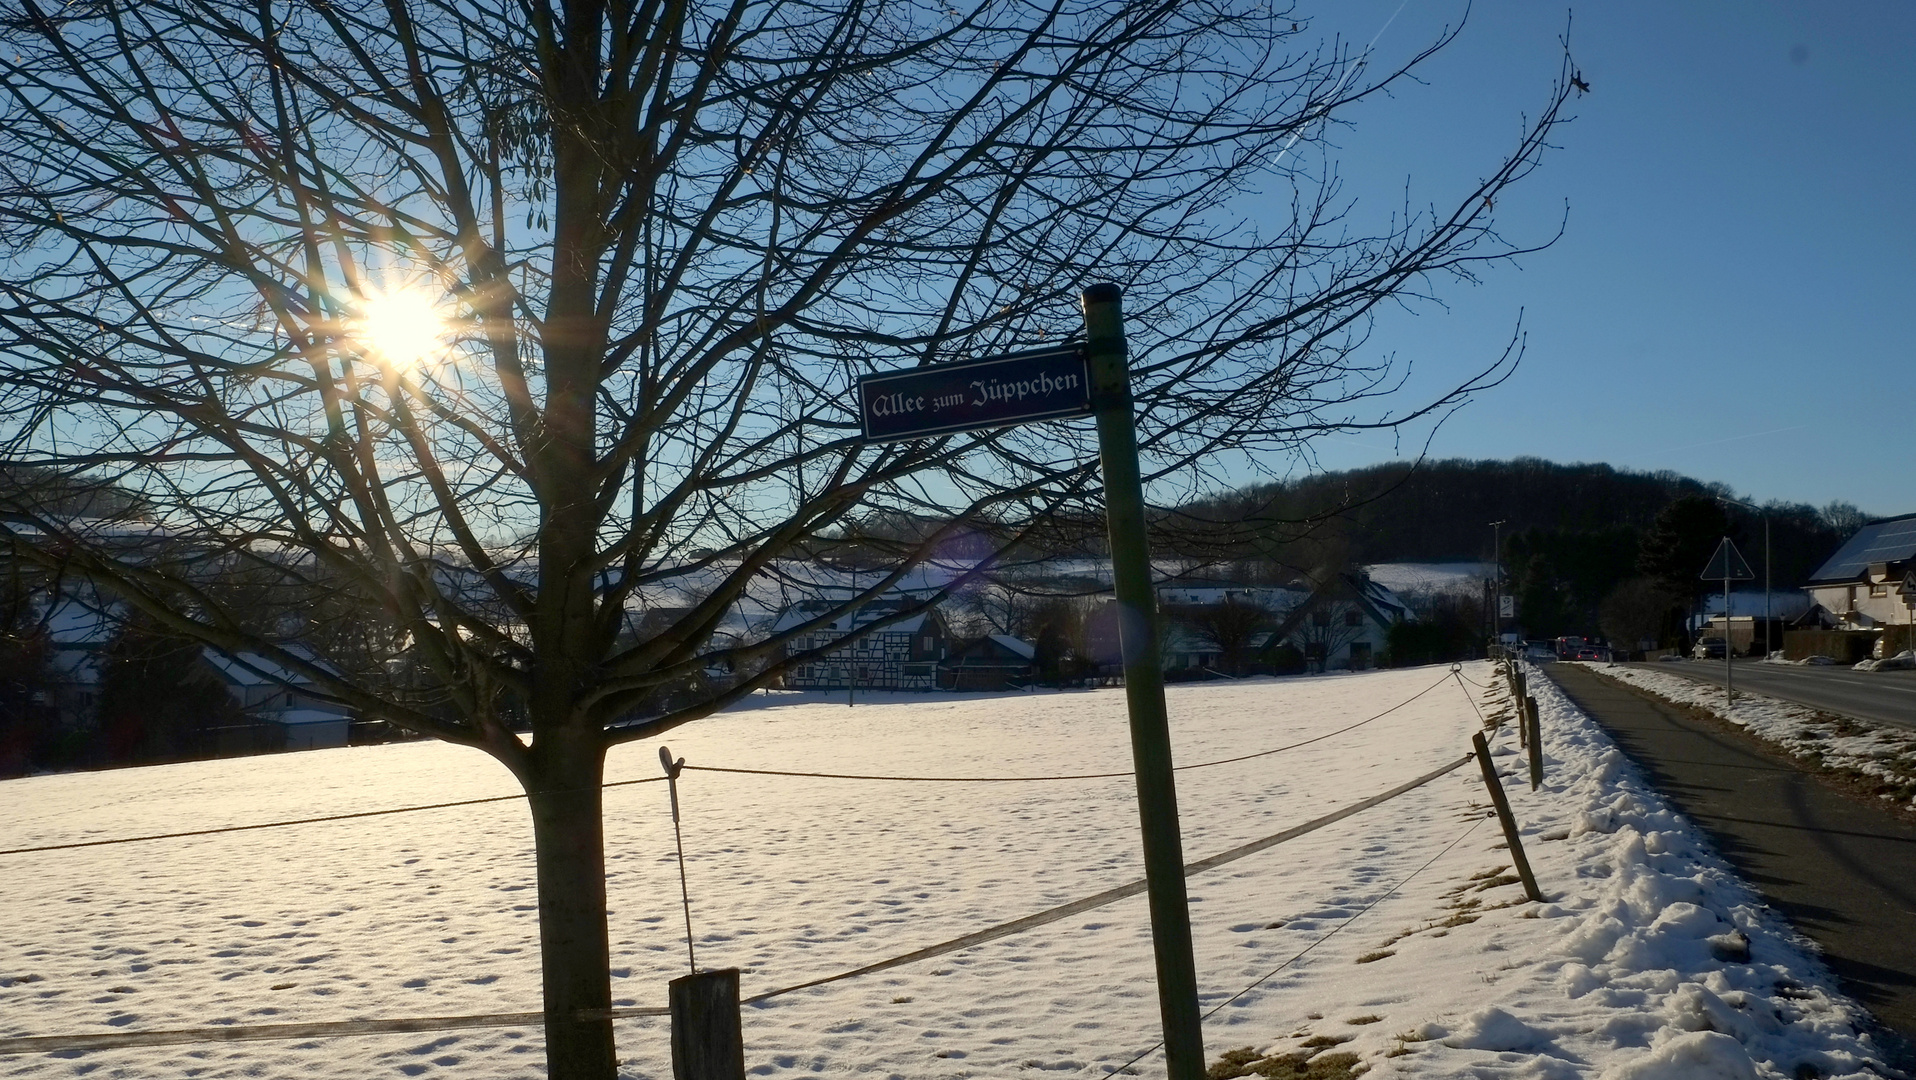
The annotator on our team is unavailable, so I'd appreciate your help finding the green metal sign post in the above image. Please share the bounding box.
[855,283,1204,1079]
[1082,283,1204,1080]
[862,281,1203,1080]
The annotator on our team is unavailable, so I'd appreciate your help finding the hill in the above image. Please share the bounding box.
[1170,458,1863,640]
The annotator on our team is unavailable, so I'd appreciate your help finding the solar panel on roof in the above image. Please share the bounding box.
[1808,516,1916,582]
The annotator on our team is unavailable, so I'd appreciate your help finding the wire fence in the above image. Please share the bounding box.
[0,662,1526,1063]
[0,668,1463,858]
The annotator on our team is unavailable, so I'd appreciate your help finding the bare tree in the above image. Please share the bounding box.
[1176,596,1273,676]
[0,0,1575,1071]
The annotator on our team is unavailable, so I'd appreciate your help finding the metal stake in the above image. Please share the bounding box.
[660,746,697,974]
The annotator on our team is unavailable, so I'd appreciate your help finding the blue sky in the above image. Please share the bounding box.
[1271,1,1914,516]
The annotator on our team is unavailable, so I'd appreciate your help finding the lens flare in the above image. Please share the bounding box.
[352,283,450,371]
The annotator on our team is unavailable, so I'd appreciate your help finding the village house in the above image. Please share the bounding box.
[1266,570,1414,672]
[773,598,949,691]
[938,634,1036,691]
[1800,513,1916,630]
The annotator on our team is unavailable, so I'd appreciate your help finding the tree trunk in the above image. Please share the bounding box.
[527,735,618,1080]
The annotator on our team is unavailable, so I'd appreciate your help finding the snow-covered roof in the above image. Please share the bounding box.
[988,634,1035,660]
[769,602,932,636]
[44,599,121,647]
[201,645,338,688]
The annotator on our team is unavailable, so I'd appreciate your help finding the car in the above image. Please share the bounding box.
[1575,647,1602,661]
[1524,643,1556,662]
[1693,637,1727,660]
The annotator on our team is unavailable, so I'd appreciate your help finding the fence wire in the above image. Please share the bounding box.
[0,669,1463,858]
[0,750,1478,1057]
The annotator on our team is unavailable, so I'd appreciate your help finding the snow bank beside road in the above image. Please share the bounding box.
[0,666,1897,1078]
[1595,663,1916,801]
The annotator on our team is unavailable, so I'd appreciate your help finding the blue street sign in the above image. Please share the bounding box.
[858,344,1091,443]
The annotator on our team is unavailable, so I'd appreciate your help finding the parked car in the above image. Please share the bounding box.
[1524,642,1555,662]
[1693,637,1727,660]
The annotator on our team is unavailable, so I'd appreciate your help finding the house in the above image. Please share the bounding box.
[1801,514,1916,630]
[1267,570,1413,672]
[939,634,1036,691]
[773,598,949,691]
[199,646,353,750]
[41,595,118,727]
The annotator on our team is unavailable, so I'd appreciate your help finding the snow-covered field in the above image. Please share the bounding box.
[1363,563,1491,597]
[1592,663,1916,801]
[0,664,1897,1078]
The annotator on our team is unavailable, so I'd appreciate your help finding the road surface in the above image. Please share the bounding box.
[1621,659,1916,730]
[1546,663,1916,1059]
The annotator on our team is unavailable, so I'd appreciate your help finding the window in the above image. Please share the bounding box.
[1871,584,1888,598]
[1344,610,1362,627]
[1312,609,1330,627]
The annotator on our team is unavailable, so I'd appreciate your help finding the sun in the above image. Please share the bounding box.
[352,283,451,371]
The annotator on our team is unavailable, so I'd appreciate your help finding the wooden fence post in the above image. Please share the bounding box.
[671,969,745,1080]
[1525,695,1543,790]
[1471,732,1544,903]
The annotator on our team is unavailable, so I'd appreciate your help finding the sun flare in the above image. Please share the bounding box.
[352,283,451,371]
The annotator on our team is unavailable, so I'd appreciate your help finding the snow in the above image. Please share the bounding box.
[1590,662,1916,799]
[1364,562,1491,596]
[0,664,1896,1078]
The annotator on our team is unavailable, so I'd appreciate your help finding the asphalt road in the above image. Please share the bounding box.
[1547,663,1916,1058]
[1622,659,1916,730]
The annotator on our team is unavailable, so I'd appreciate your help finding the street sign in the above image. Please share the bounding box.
[1905,569,1916,609]
[1498,595,1515,618]
[857,344,1090,443]
[1699,537,1755,581]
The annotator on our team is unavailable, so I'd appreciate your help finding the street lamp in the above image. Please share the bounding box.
[1716,496,1771,658]
[1490,520,1507,656]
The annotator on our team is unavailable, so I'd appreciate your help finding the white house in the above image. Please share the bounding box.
[199,646,353,749]
[1269,570,1414,672]
[1801,514,1916,630]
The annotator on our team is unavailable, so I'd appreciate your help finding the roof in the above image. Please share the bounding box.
[1807,514,1916,584]
[988,634,1036,660]
[769,600,934,636]
[44,599,121,647]
[201,645,339,687]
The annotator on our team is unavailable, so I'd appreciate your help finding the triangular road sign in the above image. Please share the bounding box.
[1699,537,1755,581]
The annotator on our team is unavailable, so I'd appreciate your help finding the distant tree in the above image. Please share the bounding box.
[1027,596,1093,684]
[1599,577,1676,654]
[1386,587,1482,665]
[1636,497,1737,648]
[0,608,54,776]
[1820,501,1871,539]
[1178,597,1274,676]
[0,0,1577,1070]
[95,617,248,764]
[1638,497,1734,600]
[1505,524,1641,638]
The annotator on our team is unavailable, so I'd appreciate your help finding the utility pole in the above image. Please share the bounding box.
[1489,520,1507,656]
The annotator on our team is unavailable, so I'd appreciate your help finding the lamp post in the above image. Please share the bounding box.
[1490,520,1507,656]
